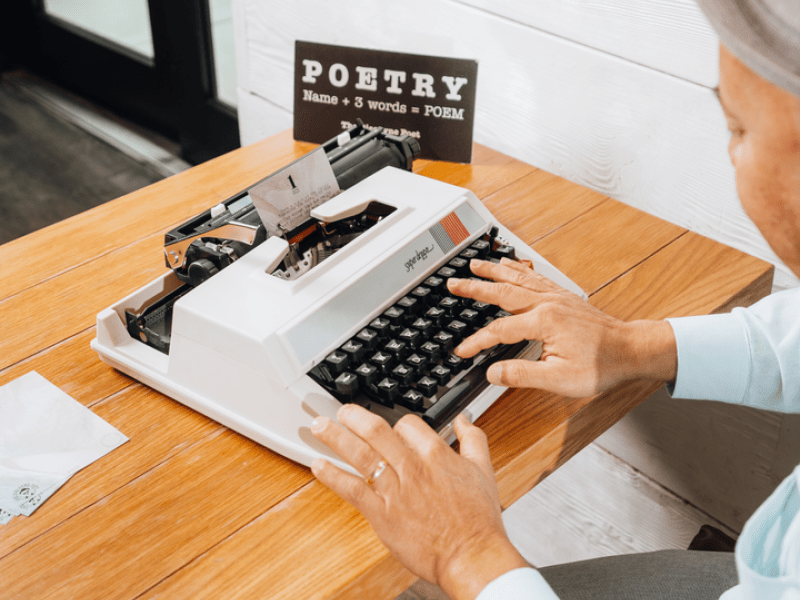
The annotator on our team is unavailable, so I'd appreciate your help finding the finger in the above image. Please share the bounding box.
[337,404,412,467]
[311,458,384,514]
[447,277,537,314]
[486,358,566,392]
[452,414,495,483]
[311,415,388,478]
[498,257,534,274]
[455,312,542,358]
[469,259,532,285]
[472,258,562,294]
[393,413,449,458]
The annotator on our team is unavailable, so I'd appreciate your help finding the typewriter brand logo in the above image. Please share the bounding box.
[405,245,435,273]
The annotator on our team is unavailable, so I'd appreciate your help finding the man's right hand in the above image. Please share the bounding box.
[448,258,678,398]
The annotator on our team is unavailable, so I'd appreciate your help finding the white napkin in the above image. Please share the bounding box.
[0,371,128,522]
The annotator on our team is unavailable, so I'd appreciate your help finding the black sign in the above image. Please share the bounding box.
[293,41,478,163]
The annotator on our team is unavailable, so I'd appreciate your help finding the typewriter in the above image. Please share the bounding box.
[92,124,585,471]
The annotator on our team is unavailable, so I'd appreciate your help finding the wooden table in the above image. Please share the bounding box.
[0,131,773,599]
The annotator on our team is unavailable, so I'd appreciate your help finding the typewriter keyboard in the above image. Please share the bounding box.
[308,232,531,431]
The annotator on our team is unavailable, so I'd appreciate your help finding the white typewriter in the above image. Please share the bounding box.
[93,131,585,471]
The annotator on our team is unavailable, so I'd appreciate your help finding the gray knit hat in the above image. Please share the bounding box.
[696,0,800,99]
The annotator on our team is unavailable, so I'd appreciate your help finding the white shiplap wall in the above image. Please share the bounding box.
[232,0,798,290]
[233,0,800,555]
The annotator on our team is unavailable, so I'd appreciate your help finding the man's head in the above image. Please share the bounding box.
[718,46,800,276]
[697,0,800,278]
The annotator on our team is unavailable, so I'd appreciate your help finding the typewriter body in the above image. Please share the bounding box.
[93,126,585,471]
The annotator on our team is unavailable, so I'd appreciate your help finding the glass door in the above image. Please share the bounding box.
[42,0,156,59]
[2,0,239,163]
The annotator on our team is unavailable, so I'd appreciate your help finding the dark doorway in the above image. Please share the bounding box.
[2,0,239,164]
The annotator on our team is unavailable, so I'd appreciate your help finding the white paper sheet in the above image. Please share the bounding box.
[0,372,128,520]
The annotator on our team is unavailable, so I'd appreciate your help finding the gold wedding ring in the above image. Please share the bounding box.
[365,460,388,486]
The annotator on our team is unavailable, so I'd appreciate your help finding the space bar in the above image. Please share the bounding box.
[422,341,529,430]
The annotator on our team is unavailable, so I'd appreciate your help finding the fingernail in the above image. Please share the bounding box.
[448,277,461,285]
[487,363,502,384]
[310,457,325,475]
[310,416,327,432]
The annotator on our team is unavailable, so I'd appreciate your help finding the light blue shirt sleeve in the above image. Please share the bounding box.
[720,466,800,600]
[666,288,800,412]
[667,288,800,600]
[475,568,560,600]
[474,289,800,600]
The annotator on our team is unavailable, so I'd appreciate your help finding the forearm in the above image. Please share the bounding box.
[616,319,678,384]
[439,536,529,600]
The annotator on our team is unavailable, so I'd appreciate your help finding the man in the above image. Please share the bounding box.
[309,1,800,598]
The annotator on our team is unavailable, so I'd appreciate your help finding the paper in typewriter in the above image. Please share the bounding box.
[249,147,340,236]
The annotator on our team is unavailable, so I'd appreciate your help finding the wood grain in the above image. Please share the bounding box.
[0,385,222,558]
[416,144,537,199]
[531,199,685,295]
[137,483,396,600]
[483,168,608,245]
[0,430,311,600]
[0,328,132,403]
[0,233,167,371]
[0,138,774,600]
[589,231,774,320]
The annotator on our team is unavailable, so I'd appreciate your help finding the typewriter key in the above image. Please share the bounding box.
[416,376,438,397]
[400,389,424,411]
[430,365,452,386]
[356,328,379,349]
[355,363,378,386]
[376,378,401,404]
[324,350,349,375]
[398,327,421,348]
[432,330,455,351]
[391,363,414,386]
[334,372,359,396]
[341,339,366,362]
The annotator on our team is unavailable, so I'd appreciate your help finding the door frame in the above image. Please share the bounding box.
[1,0,239,163]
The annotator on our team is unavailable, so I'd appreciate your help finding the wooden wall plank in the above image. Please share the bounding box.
[238,88,292,146]
[0,431,311,600]
[234,0,800,289]
[503,443,736,568]
[457,0,719,85]
[596,388,793,531]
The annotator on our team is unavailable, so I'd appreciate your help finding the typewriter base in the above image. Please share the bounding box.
[93,302,520,473]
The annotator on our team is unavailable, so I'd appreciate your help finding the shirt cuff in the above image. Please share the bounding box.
[665,313,751,402]
[476,567,561,600]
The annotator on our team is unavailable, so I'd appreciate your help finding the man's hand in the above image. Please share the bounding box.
[311,406,528,600]
[448,258,678,397]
